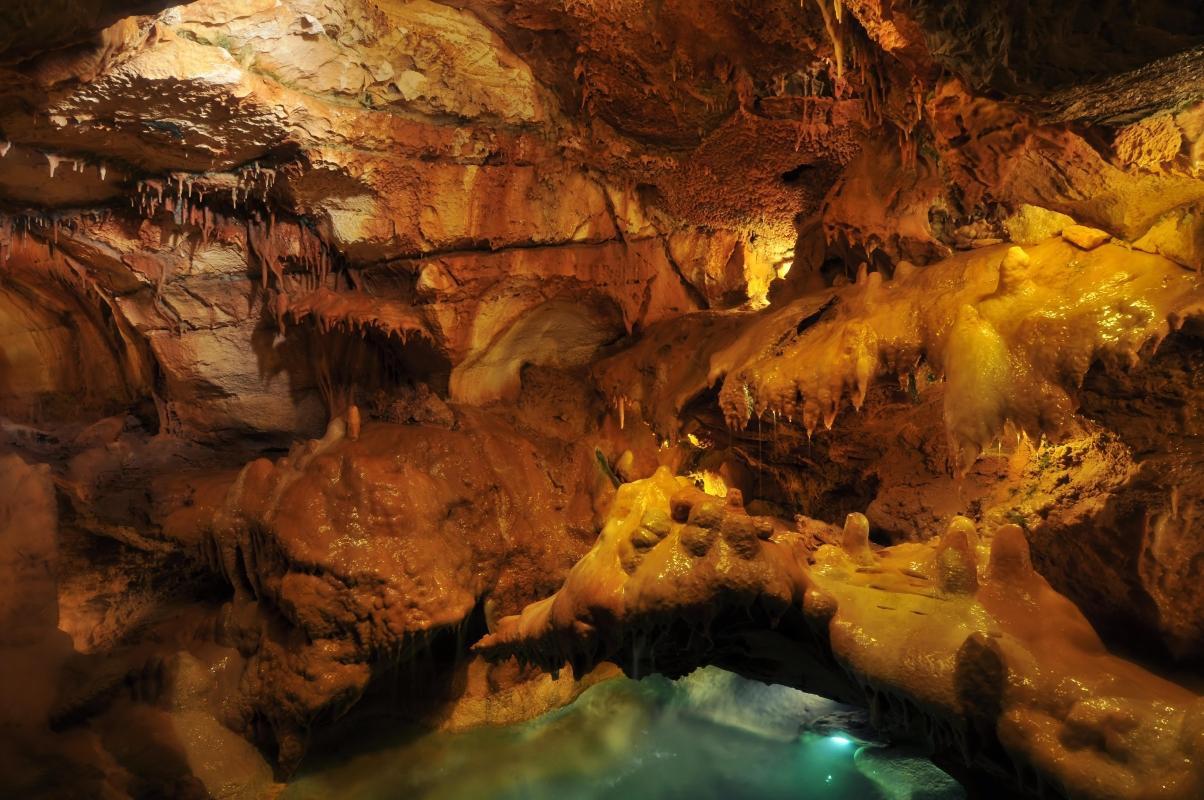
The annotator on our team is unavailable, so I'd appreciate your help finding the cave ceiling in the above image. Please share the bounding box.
[0,0,1199,248]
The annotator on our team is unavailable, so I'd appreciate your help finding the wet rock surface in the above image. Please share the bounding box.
[0,1,1202,798]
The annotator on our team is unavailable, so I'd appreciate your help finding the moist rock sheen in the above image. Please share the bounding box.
[0,1,1202,798]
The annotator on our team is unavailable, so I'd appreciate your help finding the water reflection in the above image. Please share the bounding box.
[284,667,964,800]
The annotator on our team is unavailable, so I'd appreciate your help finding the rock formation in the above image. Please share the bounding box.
[0,0,1201,797]
[476,476,1204,799]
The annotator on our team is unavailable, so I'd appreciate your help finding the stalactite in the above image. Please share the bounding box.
[0,216,11,265]
[247,212,279,289]
[811,0,844,82]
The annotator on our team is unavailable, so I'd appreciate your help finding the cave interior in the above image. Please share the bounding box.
[0,1,1203,798]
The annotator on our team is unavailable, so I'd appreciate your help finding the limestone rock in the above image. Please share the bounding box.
[1061,224,1112,250]
[1,1,1203,797]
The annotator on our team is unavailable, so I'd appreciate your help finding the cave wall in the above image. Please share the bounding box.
[0,1,1201,798]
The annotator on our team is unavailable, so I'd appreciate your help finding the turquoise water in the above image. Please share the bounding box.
[283,668,964,800]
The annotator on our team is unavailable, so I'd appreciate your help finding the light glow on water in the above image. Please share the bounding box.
[284,668,964,800]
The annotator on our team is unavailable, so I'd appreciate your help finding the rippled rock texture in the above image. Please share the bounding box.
[0,1,1201,798]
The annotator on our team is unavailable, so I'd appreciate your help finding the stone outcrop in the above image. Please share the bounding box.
[156,410,609,767]
[476,474,1204,799]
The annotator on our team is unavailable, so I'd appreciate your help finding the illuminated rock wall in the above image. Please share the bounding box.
[0,1,1200,797]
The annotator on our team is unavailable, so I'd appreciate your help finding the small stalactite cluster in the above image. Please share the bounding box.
[1,213,96,288]
[134,162,277,216]
[38,150,110,181]
[802,0,930,164]
[247,212,334,294]
[125,162,345,337]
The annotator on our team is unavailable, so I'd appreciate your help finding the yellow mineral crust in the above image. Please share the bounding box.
[478,467,806,647]
[814,519,1204,798]
[717,239,1203,470]
[478,474,1204,800]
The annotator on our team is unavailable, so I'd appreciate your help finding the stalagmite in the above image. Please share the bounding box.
[840,511,874,564]
[986,523,1033,584]
[935,516,978,594]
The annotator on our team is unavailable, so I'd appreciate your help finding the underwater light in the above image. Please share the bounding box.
[827,735,854,747]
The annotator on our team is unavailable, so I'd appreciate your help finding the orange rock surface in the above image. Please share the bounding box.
[0,0,1201,796]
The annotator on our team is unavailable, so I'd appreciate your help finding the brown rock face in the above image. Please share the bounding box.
[0,1,1202,798]
[1060,323,1204,662]
[169,412,606,768]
